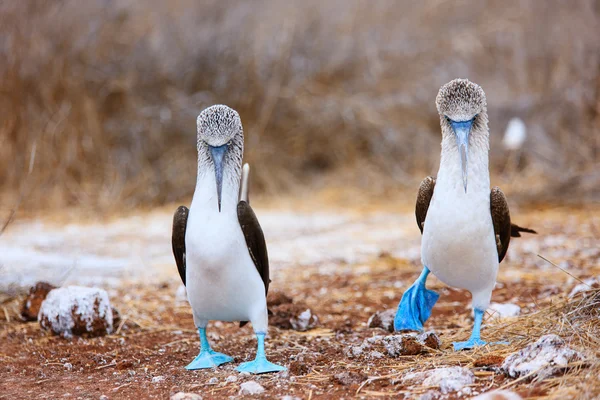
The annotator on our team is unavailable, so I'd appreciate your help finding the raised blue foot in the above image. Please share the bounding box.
[236,333,286,374]
[185,327,233,370]
[394,267,440,331]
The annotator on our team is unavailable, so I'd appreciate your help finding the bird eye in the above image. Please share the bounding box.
[228,140,233,146]
[445,116,451,123]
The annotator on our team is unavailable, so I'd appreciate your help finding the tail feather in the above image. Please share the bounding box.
[511,223,537,237]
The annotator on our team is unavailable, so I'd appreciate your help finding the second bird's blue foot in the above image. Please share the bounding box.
[394,271,440,331]
[185,350,234,370]
[452,337,487,351]
[236,356,286,374]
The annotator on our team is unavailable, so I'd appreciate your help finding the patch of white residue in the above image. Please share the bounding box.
[569,277,599,297]
[38,286,113,338]
[402,367,474,394]
[472,390,523,400]
[170,393,202,400]
[501,334,584,379]
[290,308,317,331]
[151,376,165,383]
[489,303,521,318]
[239,381,265,395]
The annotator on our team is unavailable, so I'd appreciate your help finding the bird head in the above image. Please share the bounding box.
[436,79,488,193]
[196,105,244,212]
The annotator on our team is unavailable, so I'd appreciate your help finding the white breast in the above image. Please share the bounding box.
[421,142,498,309]
[184,173,267,330]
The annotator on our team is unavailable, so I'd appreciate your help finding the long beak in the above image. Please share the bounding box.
[450,119,473,193]
[209,144,228,212]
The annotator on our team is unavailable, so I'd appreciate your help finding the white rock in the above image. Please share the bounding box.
[280,396,301,400]
[38,286,113,338]
[489,303,521,319]
[170,393,202,400]
[64,363,73,370]
[207,377,218,385]
[99,396,109,400]
[151,376,165,383]
[290,308,317,331]
[472,390,523,400]
[239,381,265,395]
[501,334,584,379]
[568,277,599,297]
[175,284,188,303]
[225,375,238,383]
[403,367,474,394]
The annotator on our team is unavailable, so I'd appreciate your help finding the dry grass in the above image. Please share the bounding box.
[1,0,599,212]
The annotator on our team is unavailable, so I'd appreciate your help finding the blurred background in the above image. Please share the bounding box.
[1,0,599,214]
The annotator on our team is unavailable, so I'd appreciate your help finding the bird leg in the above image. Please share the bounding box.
[185,327,233,370]
[394,267,440,331]
[236,332,286,374]
[452,308,510,351]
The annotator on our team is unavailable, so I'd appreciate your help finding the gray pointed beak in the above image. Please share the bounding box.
[209,144,228,212]
[450,119,473,193]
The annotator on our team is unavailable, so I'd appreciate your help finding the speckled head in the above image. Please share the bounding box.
[436,79,487,122]
[197,105,243,147]
[196,105,244,211]
[436,79,489,193]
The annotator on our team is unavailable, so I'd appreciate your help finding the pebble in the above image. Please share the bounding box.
[170,393,202,400]
[239,381,265,395]
[151,376,165,383]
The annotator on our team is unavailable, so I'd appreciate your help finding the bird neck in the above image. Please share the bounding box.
[192,156,242,214]
[437,127,490,195]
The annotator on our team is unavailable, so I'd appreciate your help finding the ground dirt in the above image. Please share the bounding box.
[1,204,599,399]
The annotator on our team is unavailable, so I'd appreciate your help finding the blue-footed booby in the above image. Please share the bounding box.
[393,79,536,350]
[171,105,286,374]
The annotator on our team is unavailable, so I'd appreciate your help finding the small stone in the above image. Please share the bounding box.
[489,303,521,319]
[368,351,384,359]
[64,363,73,371]
[403,367,474,394]
[21,282,56,321]
[39,286,114,338]
[170,393,202,400]
[207,377,218,385]
[332,371,366,386]
[239,381,265,395]
[225,375,238,383]
[368,309,396,332]
[151,376,165,383]
[501,334,584,379]
[280,396,301,400]
[472,390,523,400]
[99,396,109,400]
[568,277,600,298]
[473,355,505,368]
[269,303,318,331]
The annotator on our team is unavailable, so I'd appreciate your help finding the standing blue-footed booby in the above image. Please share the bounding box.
[171,105,286,374]
[393,79,536,350]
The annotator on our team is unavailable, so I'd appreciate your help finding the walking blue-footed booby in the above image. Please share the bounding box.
[393,79,536,350]
[171,105,286,374]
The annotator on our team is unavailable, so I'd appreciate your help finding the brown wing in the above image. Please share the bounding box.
[490,187,512,263]
[172,206,189,285]
[415,176,436,234]
[237,200,270,327]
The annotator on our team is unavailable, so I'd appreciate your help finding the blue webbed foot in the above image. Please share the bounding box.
[236,332,286,374]
[452,337,487,351]
[394,268,440,331]
[185,349,234,370]
[236,356,286,374]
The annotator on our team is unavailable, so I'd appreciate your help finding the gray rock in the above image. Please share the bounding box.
[239,381,265,395]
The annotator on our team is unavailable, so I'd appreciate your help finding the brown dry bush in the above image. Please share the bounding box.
[1,0,599,212]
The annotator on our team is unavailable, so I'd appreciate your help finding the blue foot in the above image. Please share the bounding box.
[453,337,487,351]
[185,327,233,370]
[236,332,286,374]
[236,356,286,374]
[186,349,234,370]
[394,268,440,331]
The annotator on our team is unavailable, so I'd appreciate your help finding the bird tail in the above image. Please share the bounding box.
[510,223,537,237]
[240,163,250,203]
